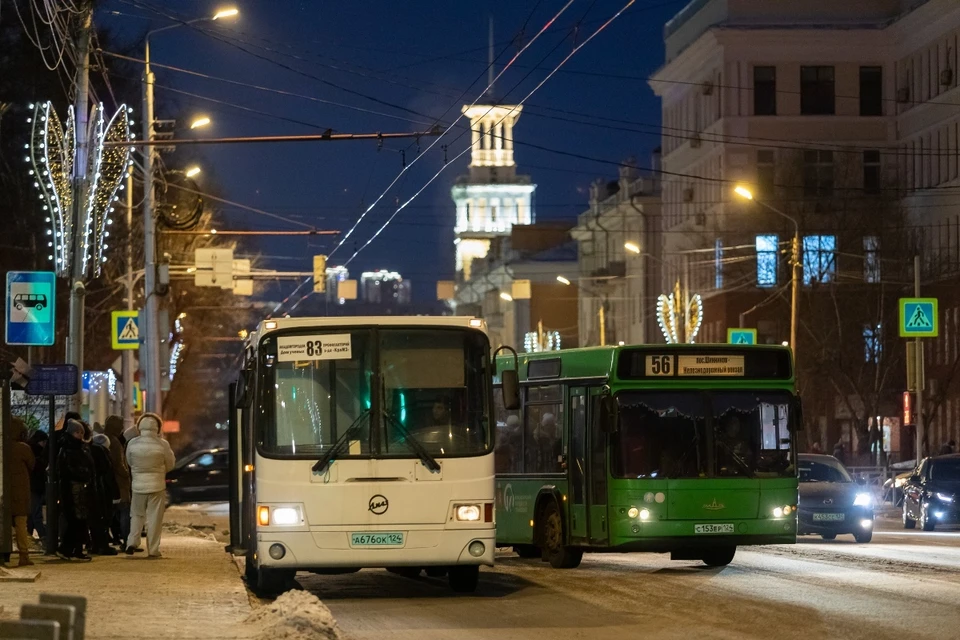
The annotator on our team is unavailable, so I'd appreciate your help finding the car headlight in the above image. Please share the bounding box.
[853,493,873,507]
[935,492,955,503]
[271,506,302,526]
[455,504,482,521]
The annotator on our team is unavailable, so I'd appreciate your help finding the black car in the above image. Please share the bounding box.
[902,454,960,531]
[165,448,229,504]
[797,454,875,543]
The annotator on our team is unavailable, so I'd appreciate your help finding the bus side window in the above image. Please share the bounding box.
[524,385,563,474]
[494,387,521,473]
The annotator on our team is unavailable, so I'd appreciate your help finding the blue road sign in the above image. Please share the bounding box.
[112,310,140,350]
[727,328,758,345]
[899,298,938,338]
[25,364,79,396]
[5,271,56,346]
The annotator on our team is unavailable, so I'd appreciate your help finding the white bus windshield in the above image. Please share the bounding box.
[257,327,491,458]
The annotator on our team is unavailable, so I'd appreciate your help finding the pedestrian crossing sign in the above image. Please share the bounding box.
[112,310,141,350]
[899,298,938,338]
[727,328,757,345]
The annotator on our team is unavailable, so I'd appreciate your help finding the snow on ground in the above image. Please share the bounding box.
[244,590,343,640]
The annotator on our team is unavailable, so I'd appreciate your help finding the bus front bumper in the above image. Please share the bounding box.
[607,517,797,552]
[256,525,496,570]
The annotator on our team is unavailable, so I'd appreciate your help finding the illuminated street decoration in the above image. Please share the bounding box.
[28,101,133,278]
[656,281,703,344]
[524,330,561,353]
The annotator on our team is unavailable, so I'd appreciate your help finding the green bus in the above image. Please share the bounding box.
[493,344,800,568]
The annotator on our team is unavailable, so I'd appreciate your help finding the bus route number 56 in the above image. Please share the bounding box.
[646,355,674,377]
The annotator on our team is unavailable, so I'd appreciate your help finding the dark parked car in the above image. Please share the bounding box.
[165,448,229,504]
[902,454,960,531]
[797,454,875,543]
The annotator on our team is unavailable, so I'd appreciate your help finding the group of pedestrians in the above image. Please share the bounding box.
[8,411,175,566]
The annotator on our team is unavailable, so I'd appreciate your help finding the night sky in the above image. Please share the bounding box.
[100,0,682,304]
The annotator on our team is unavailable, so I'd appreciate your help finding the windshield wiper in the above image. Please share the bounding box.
[312,409,370,475]
[716,438,755,477]
[382,410,441,473]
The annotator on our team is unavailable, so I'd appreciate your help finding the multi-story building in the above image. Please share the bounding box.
[451,103,536,281]
[650,0,960,459]
[360,270,411,305]
[572,160,662,347]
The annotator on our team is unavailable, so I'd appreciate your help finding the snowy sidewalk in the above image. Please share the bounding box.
[0,535,256,639]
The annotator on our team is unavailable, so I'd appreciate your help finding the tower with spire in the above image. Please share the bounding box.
[451,19,536,281]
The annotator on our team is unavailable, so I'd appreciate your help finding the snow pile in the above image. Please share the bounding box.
[244,590,342,640]
[161,521,217,541]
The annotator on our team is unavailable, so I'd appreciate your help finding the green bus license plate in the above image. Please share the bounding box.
[351,532,404,546]
[695,523,734,534]
[812,513,845,522]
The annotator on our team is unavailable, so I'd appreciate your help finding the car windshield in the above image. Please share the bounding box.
[258,327,491,458]
[798,458,851,483]
[613,390,794,479]
[930,459,960,482]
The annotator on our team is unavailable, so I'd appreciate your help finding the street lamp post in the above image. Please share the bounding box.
[141,8,237,414]
[734,186,801,364]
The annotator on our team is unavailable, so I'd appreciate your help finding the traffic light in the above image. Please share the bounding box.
[313,255,327,293]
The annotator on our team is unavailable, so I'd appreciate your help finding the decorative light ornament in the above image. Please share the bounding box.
[28,101,132,277]
[656,280,703,344]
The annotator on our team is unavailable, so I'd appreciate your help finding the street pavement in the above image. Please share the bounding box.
[6,503,960,640]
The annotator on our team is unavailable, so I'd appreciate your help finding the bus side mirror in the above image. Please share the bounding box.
[600,396,619,433]
[501,370,521,411]
[793,395,804,431]
[236,368,254,408]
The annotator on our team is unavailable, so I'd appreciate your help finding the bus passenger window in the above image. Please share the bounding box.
[494,388,521,473]
[524,401,563,474]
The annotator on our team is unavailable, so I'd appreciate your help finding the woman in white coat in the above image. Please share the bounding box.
[124,413,175,557]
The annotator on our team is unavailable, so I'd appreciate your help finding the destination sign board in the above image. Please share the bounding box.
[619,346,792,381]
[644,355,745,377]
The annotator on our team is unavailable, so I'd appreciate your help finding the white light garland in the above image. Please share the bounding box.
[656,284,704,344]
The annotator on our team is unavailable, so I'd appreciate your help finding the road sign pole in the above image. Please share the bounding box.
[914,255,924,460]
[122,167,135,429]
[45,394,59,555]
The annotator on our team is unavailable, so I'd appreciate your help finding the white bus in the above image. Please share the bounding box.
[228,316,518,594]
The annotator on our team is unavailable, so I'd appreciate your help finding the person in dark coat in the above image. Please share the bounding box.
[9,418,36,567]
[58,420,94,561]
[832,441,846,465]
[104,415,132,547]
[26,430,49,541]
[938,440,957,455]
[89,434,120,555]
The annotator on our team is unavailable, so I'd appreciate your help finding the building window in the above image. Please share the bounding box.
[756,234,779,287]
[757,150,775,197]
[800,66,835,115]
[715,238,723,289]
[863,236,880,283]
[863,150,881,194]
[803,235,837,284]
[803,150,834,197]
[754,66,777,115]
[863,324,882,363]
[860,66,883,116]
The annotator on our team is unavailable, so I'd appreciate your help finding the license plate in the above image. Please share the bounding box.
[695,523,734,534]
[350,532,404,547]
[812,513,845,522]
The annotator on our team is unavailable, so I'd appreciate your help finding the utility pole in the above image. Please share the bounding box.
[66,7,93,412]
[914,255,925,460]
[122,166,135,428]
[142,37,162,415]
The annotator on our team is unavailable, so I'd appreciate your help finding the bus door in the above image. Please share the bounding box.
[588,387,609,544]
[568,388,588,541]
[228,382,244,553]
[229,367,256,556]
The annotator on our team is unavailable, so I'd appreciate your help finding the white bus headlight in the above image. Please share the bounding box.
[272,506,302,526]
[455,504,482,521]
[853,493,873,507]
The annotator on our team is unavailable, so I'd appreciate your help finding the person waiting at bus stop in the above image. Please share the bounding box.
[9,417,36,567]
[104,415,132,548]
[58,420,94,561]
[125,413,175,558]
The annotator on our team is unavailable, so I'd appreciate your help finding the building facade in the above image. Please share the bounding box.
[650,0,960,459]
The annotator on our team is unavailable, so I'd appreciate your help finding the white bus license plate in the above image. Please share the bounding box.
[812,513,845,522]
[695,523,734,534]
[350,532,404,547]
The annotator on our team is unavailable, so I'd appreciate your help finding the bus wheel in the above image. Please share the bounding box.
[448,565,479,593]
[540,501,583,569]
[387,567,421,578]
[701,546,736,567]
[246,559,294,596]
[514,544,540,559]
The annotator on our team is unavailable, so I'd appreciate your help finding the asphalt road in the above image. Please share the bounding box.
[298,520,960,640]
[166,504,960,640]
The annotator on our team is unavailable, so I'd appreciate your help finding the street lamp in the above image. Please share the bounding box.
[624,241,641,254]
[189,116,211,129]
[557,274,609,346]
[499,292,513,302]
[556,275,571,286]
[141,7,239,415]
[733,185,801,361]
[185,166,201,178]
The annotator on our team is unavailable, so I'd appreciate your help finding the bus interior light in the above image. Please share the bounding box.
[258,506,270,526]
[455,504,482,522]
